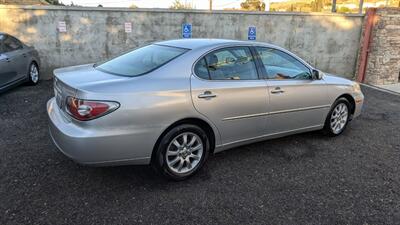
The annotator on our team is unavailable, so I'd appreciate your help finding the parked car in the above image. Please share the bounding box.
[47,39,364,180]
[0,32,40,93]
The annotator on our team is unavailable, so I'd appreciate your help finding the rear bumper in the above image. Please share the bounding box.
[47,98,152,166]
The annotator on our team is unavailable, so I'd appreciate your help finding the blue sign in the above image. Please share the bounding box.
[182,23,192,38]
[248,26,256,41]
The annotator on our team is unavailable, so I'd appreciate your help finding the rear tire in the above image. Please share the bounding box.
[27,62,39,85]
[323,98,350,136]
[152,124,210,181]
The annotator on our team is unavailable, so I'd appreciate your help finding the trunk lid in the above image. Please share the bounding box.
[53,64,129,109]
[53,64,129,88]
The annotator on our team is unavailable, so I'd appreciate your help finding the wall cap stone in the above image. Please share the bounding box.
[0,4,365,17]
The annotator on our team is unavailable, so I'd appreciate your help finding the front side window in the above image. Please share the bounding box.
[96,44,188,77]
[3,35,22,52]
[194,46,258,80]
[255,47,312,80]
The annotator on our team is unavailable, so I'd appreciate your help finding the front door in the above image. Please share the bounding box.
[191,46,269,145]
[254,46,330,134]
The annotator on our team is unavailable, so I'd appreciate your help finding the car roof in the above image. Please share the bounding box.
[156,38,262,50]
[157,38,315,70]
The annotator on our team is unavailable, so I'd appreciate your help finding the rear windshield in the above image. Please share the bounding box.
[95,44,188,77]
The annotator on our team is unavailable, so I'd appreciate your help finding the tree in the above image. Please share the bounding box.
[44,0,64,5]
[129,3,138,8]
[240,0,266,11]
[169,0,194,9]
[69,1,81,6]
[337,6,351,13]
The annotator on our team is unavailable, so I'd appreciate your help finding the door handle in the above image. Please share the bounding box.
[271,87,285,94]
[198,91,217,99]
[22,53,27,57]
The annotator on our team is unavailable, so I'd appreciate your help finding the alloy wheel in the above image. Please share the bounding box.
[330,103,348,134]
[30,64,39,83]
[165,132,204,174]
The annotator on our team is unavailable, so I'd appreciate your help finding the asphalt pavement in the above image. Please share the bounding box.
[0,81,399,225]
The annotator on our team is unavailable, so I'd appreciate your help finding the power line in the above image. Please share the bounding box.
[213,0,242,8]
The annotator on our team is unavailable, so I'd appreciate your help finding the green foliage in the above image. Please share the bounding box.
[240,0,266,11]
[129,3,138,8]
[337,6,351,13]
[169,0,194,9]
[44,0,64,5]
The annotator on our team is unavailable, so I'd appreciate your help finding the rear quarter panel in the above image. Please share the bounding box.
[71,51,221,160]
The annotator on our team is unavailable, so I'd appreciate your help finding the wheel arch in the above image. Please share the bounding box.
[337,93,356,116]
[151,117,216,162]
[30,60,39,69]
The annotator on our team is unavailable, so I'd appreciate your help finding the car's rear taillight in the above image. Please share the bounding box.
[66,97,119,121]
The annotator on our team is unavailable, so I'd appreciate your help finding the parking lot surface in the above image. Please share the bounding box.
[1,81,399,225]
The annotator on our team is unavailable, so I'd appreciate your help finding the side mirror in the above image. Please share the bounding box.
[312,69,323,80]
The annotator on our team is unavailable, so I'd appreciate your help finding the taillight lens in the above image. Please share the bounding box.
[66,97,119,121]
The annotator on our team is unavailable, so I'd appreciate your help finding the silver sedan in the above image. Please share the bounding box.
[0,32,41,92]
[47,39,364,180]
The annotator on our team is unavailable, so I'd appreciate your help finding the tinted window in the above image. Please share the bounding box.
[194,47,258,80]
[256,47,311,80]
[194,58,210,80]
[96,44,188,77]
[3,35,23,52]
[0,35,4,53]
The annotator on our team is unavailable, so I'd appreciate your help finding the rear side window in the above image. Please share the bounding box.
[96,44,188,77]
[194,46,258,80]
[194,58,210,80]
[3,35,23,52]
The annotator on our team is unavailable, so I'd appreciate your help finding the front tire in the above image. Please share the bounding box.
[152,124,210,181]
[323,98,350,136]
[27,62,39,85]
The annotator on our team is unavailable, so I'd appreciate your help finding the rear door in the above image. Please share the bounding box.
[191,46,269,145]
[0,34,17,86]
[254,46,329,134]
[3,35,29,80]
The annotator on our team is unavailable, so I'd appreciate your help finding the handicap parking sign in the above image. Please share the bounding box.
[248,26,256,40]
[182,23,192,38]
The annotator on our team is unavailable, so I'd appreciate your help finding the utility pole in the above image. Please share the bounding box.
[359,0,364,14]
[331,0,337,12]
[209,0,212,11]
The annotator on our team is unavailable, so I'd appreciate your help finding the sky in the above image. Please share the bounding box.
[61,0,252,9]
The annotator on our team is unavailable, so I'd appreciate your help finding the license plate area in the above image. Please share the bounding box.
[54,78,64,109]
[55,90,63,109]
[53,77,76,110]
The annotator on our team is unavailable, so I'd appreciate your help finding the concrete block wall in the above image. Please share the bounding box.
[0,5,364,79]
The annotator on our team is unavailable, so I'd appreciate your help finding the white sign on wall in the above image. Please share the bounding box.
[124,22,132,33]
[58,21,67,33]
